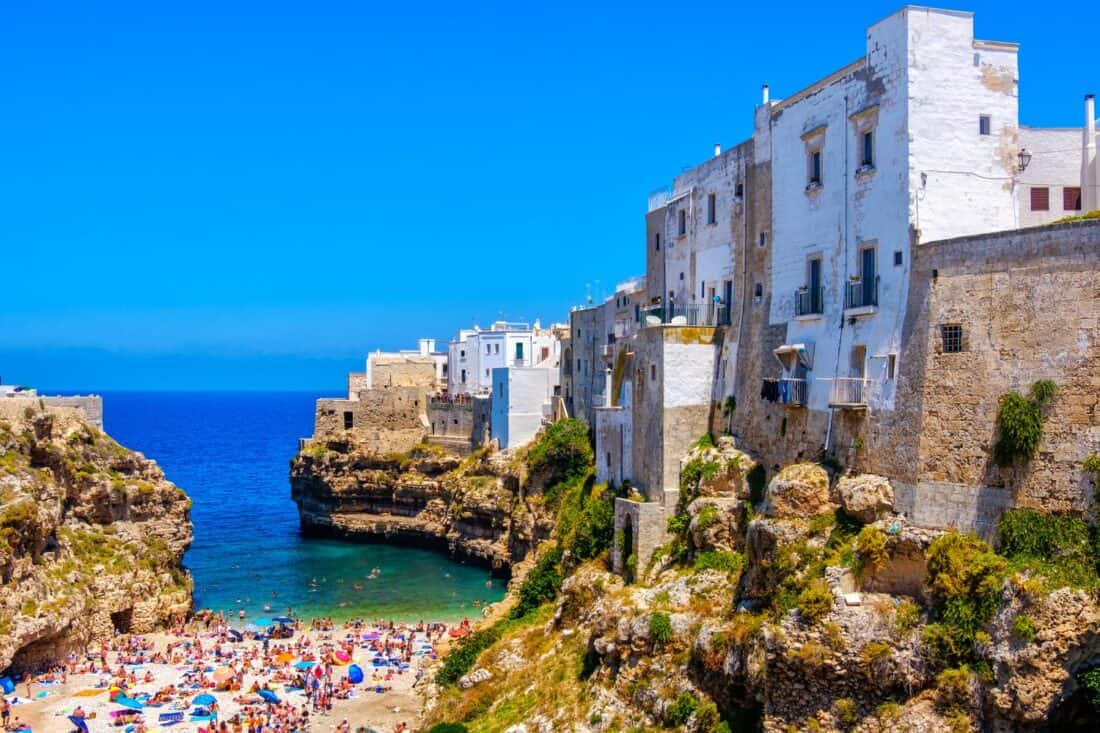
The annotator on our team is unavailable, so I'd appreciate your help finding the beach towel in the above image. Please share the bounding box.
[73,689,104,697]
[157,712,184,725]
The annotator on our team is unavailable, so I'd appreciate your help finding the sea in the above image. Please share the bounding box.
[96,391,504,623]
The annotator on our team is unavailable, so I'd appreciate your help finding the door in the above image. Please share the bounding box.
[515,342,524,364]
[861,248,876,306]
[809,258,822,312]
[723,280,733,325]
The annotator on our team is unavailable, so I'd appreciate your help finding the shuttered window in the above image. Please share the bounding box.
[1030,187,1050,211]
[1063,186,1082,211]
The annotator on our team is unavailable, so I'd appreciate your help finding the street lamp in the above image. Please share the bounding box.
[1018,147,1032,173]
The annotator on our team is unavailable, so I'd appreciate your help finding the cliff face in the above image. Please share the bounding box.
[290,437,555,576]
[423,440,1100,732]
[0,402,192,673]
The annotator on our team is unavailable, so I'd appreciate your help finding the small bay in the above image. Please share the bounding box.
[98,391,504,622]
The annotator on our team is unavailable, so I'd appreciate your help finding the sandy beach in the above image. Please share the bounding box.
[2,614,474,733]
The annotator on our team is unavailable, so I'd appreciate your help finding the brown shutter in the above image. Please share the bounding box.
[1063,186,1082,211]
[1030,187,1050,211]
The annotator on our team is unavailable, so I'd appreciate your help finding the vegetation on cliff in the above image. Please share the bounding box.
[0,403,192,673]
[422,428,1100,732]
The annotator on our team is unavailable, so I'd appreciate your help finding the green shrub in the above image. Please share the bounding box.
[526,419,593,491]
[436,623,503,685]
[797,579,834,625]
[695,504,721,531]
[665,691,699,727]
[649,611,674,648]
[558,480,614,562]
[923,532,1006,667]
[694,433,716,450]
[694,550,744,575]
[1012,614,1036,642]
[856,526,889,576]
[1077,666,1100,713]
[993,380,1056,466]
[510,547,563,619]
[428,724,469,733]
[997,508,1099,590]
[746,464,766,505]
[894,598,921,635]
[860,640,892,673]
[935,666,973,711]
[834,697,858,725]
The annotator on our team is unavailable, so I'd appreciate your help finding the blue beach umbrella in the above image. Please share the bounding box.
[68,716,89,733]
[252,617,273,627]
[273,616,294,624]
[192,693,217,706]
[347,664,364,684]
[116,695,143,710]
[293,661,315,669]
[257,689,280,704]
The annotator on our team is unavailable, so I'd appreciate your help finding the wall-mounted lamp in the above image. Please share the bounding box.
[1017,147,1032,173]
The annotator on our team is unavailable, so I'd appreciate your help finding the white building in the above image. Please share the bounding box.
[1017,95,1099,227]
[490,366,560,450]
[447,321,560,397]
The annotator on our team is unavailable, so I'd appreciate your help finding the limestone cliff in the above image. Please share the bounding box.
[0,402,192,673]
[422,441,1100,732]
[290,437,556,576]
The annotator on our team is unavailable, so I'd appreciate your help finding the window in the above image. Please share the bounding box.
[1064,186,1083,211]
[343,411,354,429]
[1030,187,1050,211]
[654,232,661,251]
[700,282,705,299]
[754,282,763,299]
[494,343,499,354]
[460,349,465,358]
[759,232,767,247]
[461,368,466,383]
[707,193,717,225]
[979,115,991,136]
[606,452,611,468]
[735,182,744,199]
[894,250,903,267]
[808,150,822,185]
[678,208,687,236]
[650,365,656,380]
[486,344,491,355]
[861,130,874,168]
[576,358,581,372]
[484,369,490,378]
[887,354,897,380]
[515,342,523,361]
[941,324,963,353]
[679,272,684,280]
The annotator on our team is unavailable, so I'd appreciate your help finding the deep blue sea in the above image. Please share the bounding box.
[96,392,503,622]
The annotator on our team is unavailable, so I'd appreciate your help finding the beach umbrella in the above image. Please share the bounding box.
[0,676,14,694]
[192,693,216,706]
[212,668,234,683]
[275,653,294,664]
[257,689,280,704]
[273,616,294,624]
[332,650,351,665]
[292,661,315,669]
[347,664,364,685]
[252,617,273,627]
[68,716,90,733]
[226,630,243,642]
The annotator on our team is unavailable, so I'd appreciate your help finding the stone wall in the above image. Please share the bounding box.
[427,399,474,440]
[471,395,492,449]
[0,395,103,431]
[314,385,428,455]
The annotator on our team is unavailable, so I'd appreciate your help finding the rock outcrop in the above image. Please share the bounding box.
[837,473,895,524]
[290,437,554,576]
[763,462,831,518]
[0,401,192,673]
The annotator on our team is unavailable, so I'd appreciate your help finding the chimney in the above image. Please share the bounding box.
[714,142,721,157]
[762,84,770,105]
[1085,94,1098,211]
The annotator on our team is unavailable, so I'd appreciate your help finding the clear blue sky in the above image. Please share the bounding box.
[1,1,1093,391]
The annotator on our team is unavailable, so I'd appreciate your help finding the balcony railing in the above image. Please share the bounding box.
[779,378,807,406]
[640,304,729,327]
[844,276,879,310]
[828,378,871,408]
[795,287,824,317]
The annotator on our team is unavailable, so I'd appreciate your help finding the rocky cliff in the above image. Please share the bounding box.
[0,401,192,674]
[423,437,1100,732]
[290,437,556,577]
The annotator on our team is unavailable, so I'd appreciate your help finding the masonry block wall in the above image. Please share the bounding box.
[0,396,104,432]
[427,401,473,439]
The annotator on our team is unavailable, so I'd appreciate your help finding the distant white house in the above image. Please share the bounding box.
[447,321,558,397]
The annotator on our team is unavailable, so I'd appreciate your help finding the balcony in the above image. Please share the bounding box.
[640,304,729,327]
[795,287,824,318]
[827,378,871,408]
[780,378,807,406]
[844,276,879,312]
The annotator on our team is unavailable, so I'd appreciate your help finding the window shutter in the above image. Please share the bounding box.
[1063,187,1082,211]
[1030,187,1050,211]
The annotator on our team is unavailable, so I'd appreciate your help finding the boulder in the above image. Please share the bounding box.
[837,474,895,523]
[763,463,831,518]
[458,667,493,689]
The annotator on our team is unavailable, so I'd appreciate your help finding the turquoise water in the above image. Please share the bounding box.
[97,391,504,622]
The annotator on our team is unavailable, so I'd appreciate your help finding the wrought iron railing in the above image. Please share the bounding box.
[795,287,824,317]
[828,378,871,406]
[779,378,807,406]
[844,276,879,310]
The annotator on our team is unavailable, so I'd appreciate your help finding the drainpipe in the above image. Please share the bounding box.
[1085,94,1097,212]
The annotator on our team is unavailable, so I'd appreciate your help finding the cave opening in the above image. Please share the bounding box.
[110,608,133,634]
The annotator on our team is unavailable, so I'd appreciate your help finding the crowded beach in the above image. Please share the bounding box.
[1,611,477,733]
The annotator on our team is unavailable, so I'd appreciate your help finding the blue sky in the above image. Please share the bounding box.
[1,1,1094,391]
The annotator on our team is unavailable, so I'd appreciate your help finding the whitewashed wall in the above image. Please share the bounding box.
[491,367,554,450]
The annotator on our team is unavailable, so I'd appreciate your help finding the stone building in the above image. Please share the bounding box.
[592,5,1100,573]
